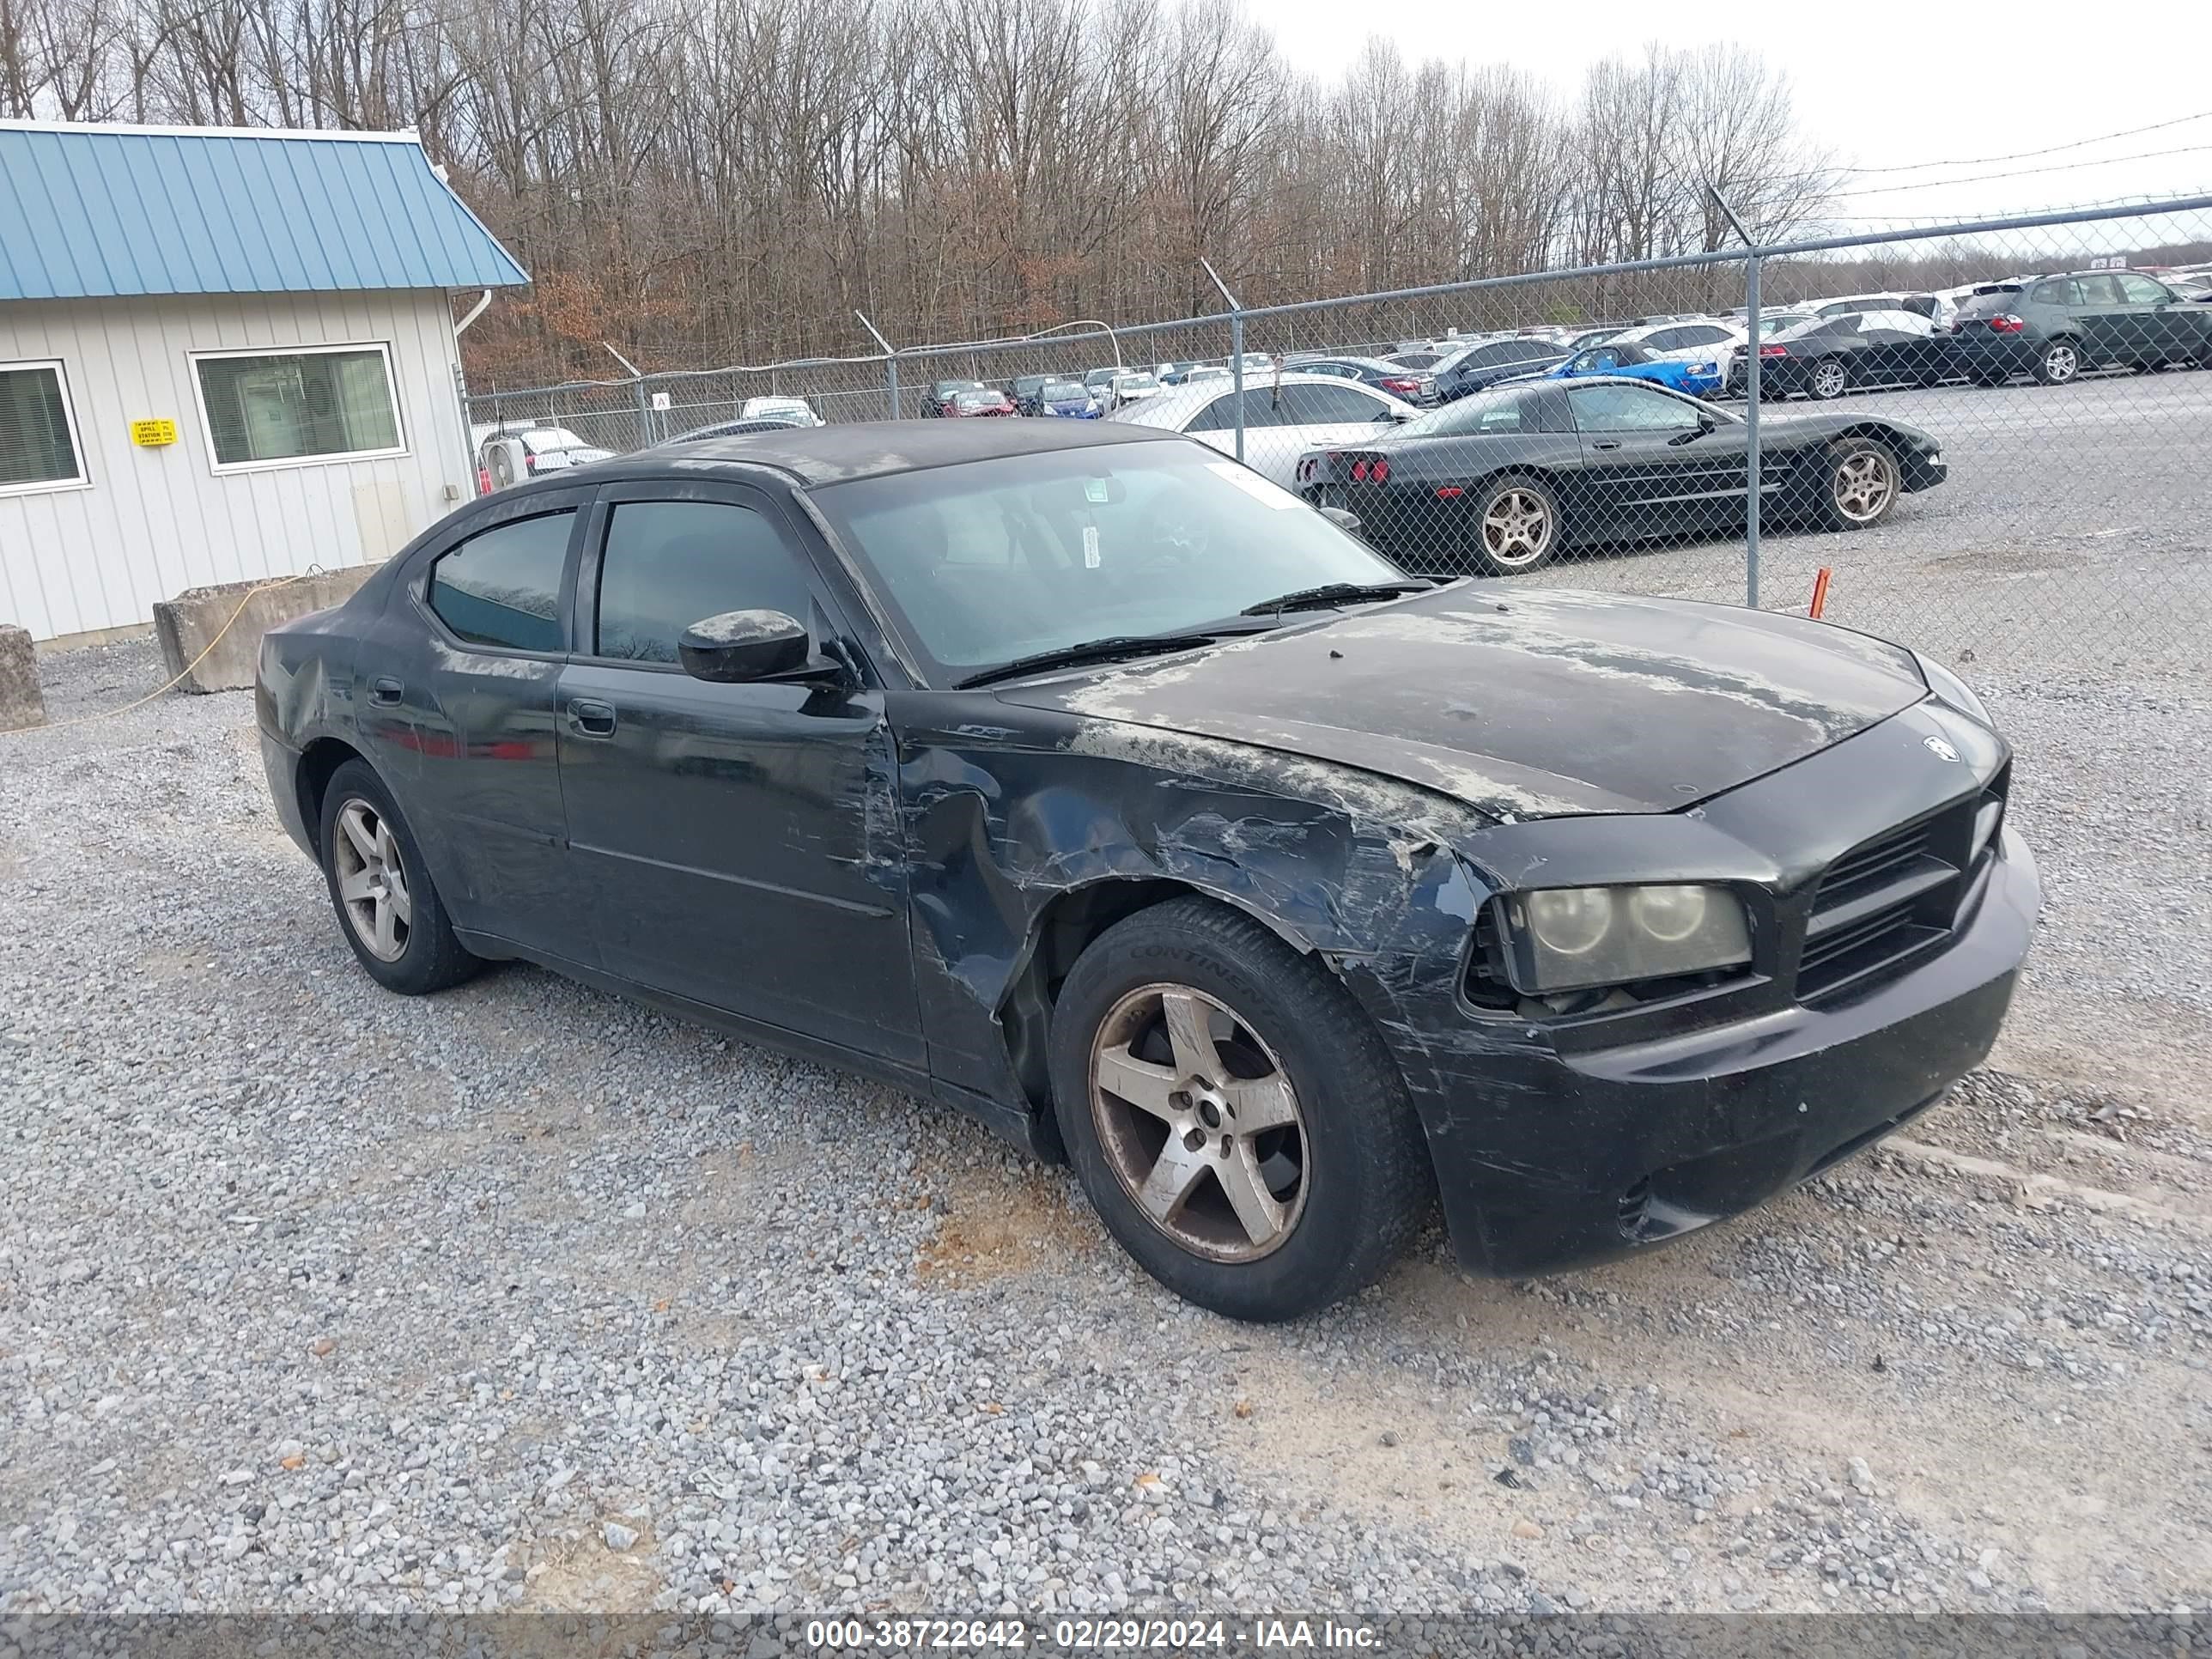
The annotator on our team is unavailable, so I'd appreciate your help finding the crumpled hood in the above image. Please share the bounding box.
[998,586,1929,821]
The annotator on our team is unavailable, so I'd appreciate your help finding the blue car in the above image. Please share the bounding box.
[1036,378,1102,418]
[1547,341,1724,398]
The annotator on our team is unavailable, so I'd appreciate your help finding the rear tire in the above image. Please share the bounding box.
[1467,473,1562,577]
[1814,437,1902,532]
[1048,898,1433,1322]
[1808,356,1850,401]
[318,759,480,995]
[2033,337,2081,385]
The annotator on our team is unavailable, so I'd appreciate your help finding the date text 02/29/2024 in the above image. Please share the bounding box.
[804,1619,1382,1650]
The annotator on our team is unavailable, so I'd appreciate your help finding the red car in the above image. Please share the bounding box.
[946,388,1017,417]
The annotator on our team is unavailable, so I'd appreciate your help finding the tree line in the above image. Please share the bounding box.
[3,0,1838,382]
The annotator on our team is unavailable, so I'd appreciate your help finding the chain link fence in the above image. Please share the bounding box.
[467,196,2212,680]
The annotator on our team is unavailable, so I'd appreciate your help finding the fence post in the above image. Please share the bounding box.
[1743,252,1762,610]
[1706,188,1762,610]
[1200,258,1246,465]
[856,311,900,420]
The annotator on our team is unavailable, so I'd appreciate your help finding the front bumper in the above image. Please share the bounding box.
[1352,703,2039,1278]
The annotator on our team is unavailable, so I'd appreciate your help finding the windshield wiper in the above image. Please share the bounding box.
[953,632,1221,690]
[1240,580,1430,617]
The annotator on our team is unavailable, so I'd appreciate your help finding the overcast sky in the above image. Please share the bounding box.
[1267,5,2212,238]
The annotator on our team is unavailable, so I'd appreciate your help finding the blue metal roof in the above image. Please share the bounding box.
[0,123,529,301]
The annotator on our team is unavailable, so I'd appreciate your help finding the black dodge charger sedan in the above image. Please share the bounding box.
[257,420,2035,1322]
[1294,377,1946,576]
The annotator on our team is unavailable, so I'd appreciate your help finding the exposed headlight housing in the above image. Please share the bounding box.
[1499,884,1753,994]
[1915,652,1993,727]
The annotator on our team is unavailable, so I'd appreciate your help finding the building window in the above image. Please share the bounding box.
[191,343,405,471]
[0,361,89,495]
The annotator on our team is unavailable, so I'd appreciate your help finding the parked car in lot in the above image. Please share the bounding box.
[1545,340,1725,398]
[1720,312,1816,394]
[1947,270,2212,385]
[1753,310,1953,400]
[665,418,815,443]
[1425,337,1571,400]
[1811,291,1952,330]
[1565,325,1632,351]
[737,397,822,428]
[257,418,2033,1322]
[1294,378,1948,575]
[1294,356,1436,403]
[1011,375,1054,415]
[1107,371,1415,486]
[923,380,984,417]
[946,387,1018,417]
[1031,379,1103,417]
[477,425,612,489]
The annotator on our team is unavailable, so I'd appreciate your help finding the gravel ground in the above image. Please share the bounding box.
[2,634,2207,1624]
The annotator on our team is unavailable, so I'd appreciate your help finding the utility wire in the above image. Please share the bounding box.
[1832,108,2212,178]
[1827,143,2212,201]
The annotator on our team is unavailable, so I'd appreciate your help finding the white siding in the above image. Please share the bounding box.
[0,289,471,640]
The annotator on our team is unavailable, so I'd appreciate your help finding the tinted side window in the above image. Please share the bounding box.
[1274,382,1392,423]
[1184,393,1237,433]
[2029,280,2077,306]
[1569,384,1701,434]
[428,511,574,653]
[2116,274,2172,304]
[1641,328,1686,351]
[2072,274,2123,306]
[595,500,815,664]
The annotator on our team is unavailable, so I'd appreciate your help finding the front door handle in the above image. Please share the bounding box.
[1590,439,1622,451]
[567,698,617,738]
[370,677,404,706]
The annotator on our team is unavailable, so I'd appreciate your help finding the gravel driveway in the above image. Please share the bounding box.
[3,635,2207,1621]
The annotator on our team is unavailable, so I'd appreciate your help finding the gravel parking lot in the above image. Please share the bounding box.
[3,553,2208,1619]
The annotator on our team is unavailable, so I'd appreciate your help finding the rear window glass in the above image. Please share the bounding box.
[428,510,574,653]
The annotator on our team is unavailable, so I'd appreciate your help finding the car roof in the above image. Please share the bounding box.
[1109,370,1407,428]
[630,416,1180,485]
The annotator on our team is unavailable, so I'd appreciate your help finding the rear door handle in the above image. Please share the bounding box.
[1591,440,1622,451]
[567,698,617,738]
[370,676,403,705]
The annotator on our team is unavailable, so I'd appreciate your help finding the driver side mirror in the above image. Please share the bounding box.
[678,610,812,683]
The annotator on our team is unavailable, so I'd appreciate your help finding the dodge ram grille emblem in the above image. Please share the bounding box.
[1923,736,1960,763]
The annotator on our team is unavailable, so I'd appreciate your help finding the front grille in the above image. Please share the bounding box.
[1796,770,2007,1004]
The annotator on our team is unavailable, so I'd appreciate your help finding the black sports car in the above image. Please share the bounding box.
[257,420,2031,1323]
[1295,378,1947,576]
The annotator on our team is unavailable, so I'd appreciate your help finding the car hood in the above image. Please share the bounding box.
[997,586,1929,822]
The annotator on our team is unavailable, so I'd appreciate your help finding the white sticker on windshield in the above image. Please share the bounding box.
[1204,461,1302,509]
[1084,478,1109,503]
[1083,525,1101,568]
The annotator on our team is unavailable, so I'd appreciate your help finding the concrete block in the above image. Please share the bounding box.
[152,566,383,694]
[0,624,44,731]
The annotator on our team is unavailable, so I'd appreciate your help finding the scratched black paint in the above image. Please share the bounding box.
[257,423,2039,1279]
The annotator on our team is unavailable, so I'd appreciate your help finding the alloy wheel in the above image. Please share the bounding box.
[1088,982,1309,1263]
[332,798,412,962]
[1832,451,1897,525]
[1812,359,1848,399]
[2044,342,2078,383]
[1480,487,1554,568]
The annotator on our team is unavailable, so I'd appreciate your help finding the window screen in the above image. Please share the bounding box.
[428,511,574,653]
[194,347,402,467]
[595,500,814,664]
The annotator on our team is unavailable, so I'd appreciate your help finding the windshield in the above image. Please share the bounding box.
[810,441,1407,682]
[1113,373,1160,391]
[521,428,592,453]
[1042,380,1089,399]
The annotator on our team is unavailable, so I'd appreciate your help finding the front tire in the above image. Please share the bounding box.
[1048,898,1433,1322]
[318,759,480,994]
[1814,436,1902,532]
[1468,473,1562,577]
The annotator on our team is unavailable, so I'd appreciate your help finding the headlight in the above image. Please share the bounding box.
[1691,361,1717,374]
[1500,884,1753,994]
[1915,652,1992,727]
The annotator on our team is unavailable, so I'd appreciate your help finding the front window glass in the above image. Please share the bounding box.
[193,345,402,468]
[810,441,1407,680]
[595,500,811,663]
[1569,384,1704,434]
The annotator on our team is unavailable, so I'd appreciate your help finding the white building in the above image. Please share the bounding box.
[0,121,526,643]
